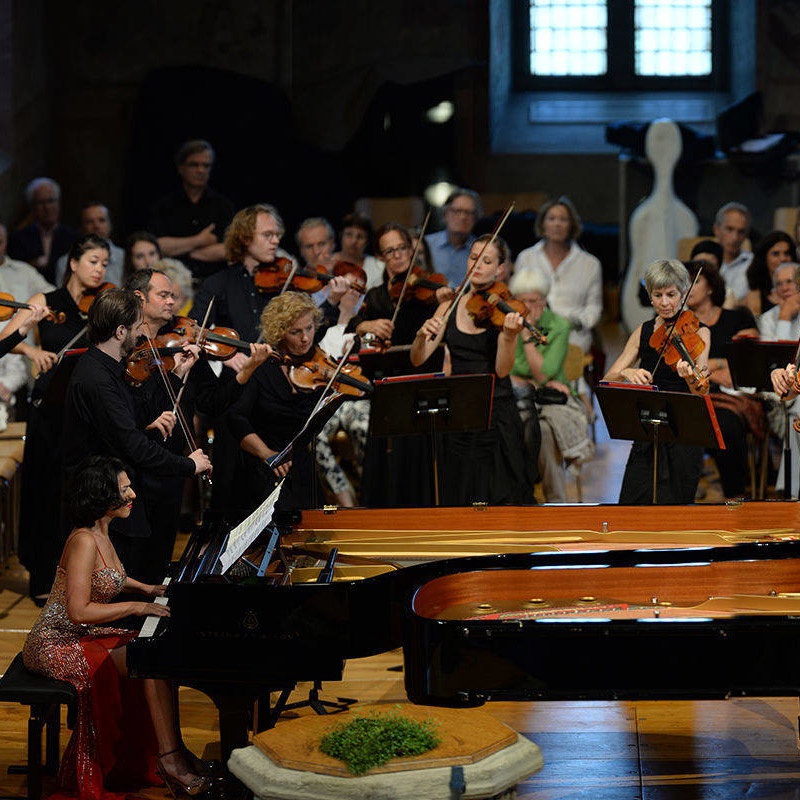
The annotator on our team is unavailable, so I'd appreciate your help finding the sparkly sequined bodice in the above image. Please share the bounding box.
[23,564,127,676]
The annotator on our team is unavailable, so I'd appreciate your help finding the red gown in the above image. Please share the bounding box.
[22,547,160,800]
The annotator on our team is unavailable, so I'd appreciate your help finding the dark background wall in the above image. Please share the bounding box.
[2,0,799,265]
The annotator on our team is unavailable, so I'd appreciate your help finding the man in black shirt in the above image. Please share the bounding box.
[62,288,212,578]
[149,140,234,281]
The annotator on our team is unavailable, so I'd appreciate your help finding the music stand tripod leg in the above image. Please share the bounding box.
[651,420,660,505]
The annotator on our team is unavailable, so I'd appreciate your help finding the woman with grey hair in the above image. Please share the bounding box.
[603,259,710,504]
[508,269,594,501]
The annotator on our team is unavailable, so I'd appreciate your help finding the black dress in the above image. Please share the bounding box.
[439,304,534,506]
[225,354,329,524]
[618,318,704,505]
[348,281,438,507]
[18,288,88,597]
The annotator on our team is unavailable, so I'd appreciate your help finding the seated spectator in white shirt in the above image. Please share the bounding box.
[757,262,800,341]
[713,201,753,306]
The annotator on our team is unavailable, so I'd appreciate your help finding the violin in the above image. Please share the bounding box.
[389,266,448,304]
[0,292,65,324]
[170,316,256,361]
[125,333,186,386]
[77,282,116,315]
[290,261,367,295]
[465,281,548,345]
[252,257,295,294]
[648,310,710,393]
[288,347,372,396]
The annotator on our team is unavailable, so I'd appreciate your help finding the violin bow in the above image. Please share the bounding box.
[279,259,300,296]
[310,335,360,418]
[429,202,515,341]
[54,325,88,366]
[650,264,703,379]
[169,297,214,419]
[389,210,432,327]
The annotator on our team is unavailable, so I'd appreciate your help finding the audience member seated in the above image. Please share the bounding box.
[744,231,795,317]
[55,201,125,286]
[713,201,753,306]
[689,238,723,270]
[757,262,800,340]
[515,195,602,354]
[8,177,78,284]
[124,231,162,277]
[149,139,234,281]
[332,212,384,290]
[508,268,594,502]
[425,188,481,287]
[686,260,762,499]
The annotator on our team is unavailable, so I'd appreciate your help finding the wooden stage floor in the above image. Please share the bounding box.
[0,557,798,799]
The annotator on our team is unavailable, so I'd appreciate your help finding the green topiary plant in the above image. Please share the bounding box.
[319,708,441,776]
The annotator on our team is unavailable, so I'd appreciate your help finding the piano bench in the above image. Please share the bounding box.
[0,653,78,800]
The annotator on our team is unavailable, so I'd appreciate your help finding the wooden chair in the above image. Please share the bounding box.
[0,653,77,800]
[354,197,424,229]
[677,235,752,262]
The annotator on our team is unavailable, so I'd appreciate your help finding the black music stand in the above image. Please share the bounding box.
[727,339,796,499]
[357,344,445,380]
[369,374,494,505]
[596,384,724,504]
[34,348,86,409]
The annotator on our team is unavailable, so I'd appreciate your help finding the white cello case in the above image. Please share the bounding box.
[620,118,699,333]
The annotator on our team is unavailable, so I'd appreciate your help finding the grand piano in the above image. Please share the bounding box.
[127,501,800,765]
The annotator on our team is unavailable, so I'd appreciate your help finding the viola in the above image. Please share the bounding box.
[125,333,186,386]
[170,316,257,362]
[0,292,65,324]
[77,282,116,315]
[290,261,367,295]
[648,310,710,393]
[288,347,373,397]
[389,266,448,304]
[252,257,295,294]
[465,281,548,345]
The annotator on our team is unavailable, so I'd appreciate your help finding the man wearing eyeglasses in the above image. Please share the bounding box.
[8,177,78,285]
[425,188,482,287]
[149,139,235,281]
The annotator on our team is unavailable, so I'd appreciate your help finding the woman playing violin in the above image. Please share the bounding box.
[410,234,533,505]
[604,258,709,504]
[14,234,113,603]
[225,292,328,522]
[349,223,452,347]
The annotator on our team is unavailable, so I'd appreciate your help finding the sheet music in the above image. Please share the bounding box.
[219,479,284,573]
[139,577,171,638]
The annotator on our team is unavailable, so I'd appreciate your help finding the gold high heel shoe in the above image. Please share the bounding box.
[157,749,210,797]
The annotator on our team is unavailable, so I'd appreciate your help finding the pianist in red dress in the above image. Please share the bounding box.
[23,456,208,800]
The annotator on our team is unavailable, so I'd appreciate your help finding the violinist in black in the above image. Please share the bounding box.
[603,258,710,505]
[411,234,533,506]
[10,235,111,601]
[225,291,336,524]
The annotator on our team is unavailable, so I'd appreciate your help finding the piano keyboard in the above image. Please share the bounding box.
[139,577,171,638]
